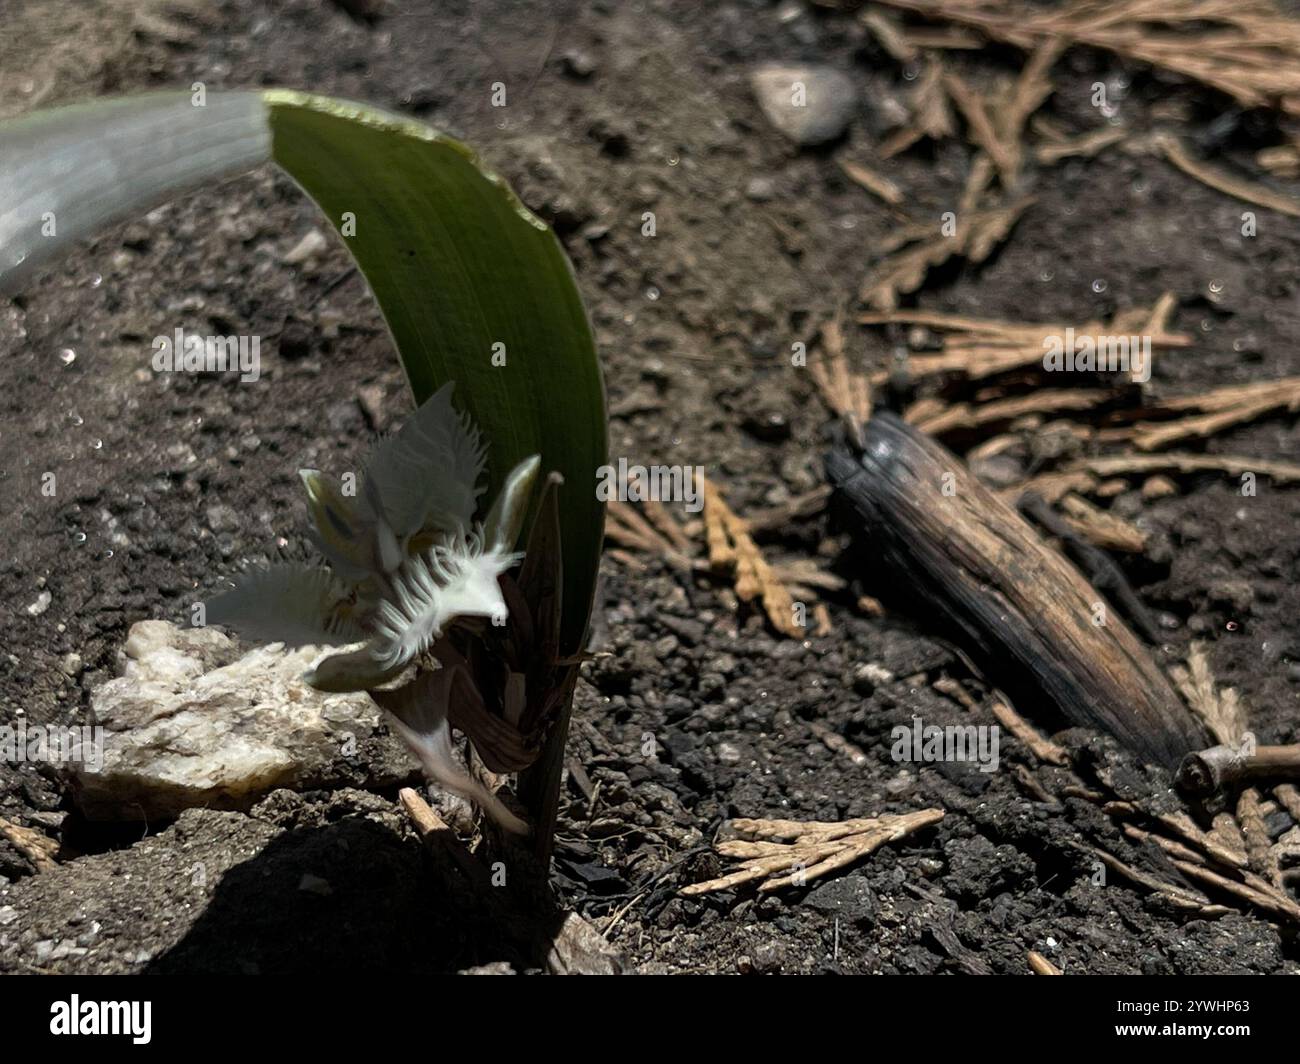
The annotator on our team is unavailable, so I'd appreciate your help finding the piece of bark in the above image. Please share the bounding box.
[399,787,492,885]
[1017,491,1162,643]
[1028,950,1062,975]
[1177,743,1300,796]
[0,815,59,873]
[825,413,1207,766]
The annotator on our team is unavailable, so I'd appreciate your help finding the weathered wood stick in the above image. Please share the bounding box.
[1176,744,1300,797]
[825,413,1206,767]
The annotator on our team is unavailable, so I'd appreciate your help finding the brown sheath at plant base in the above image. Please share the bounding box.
[825,412,1207,767]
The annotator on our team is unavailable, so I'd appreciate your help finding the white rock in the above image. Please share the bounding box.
[25,591,51,617]
[750,64,858,146]
[855,662,895,687]
[282,228,329,265]
[72,621,383,819]
[716,741,743,765]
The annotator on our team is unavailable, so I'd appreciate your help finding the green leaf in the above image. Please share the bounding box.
[0,90,606,654]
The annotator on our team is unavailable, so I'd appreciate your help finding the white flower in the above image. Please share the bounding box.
[208,383,536,683]
[204,383,540,831]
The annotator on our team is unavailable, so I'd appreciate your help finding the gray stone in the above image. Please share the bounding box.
[803,875,879,926]
[204,504,240,533]
[750,64,857,146]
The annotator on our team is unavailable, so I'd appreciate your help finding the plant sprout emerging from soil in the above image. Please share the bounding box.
[207,382,540,833]
[1,88,606,854]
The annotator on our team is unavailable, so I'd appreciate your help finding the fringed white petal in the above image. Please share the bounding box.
[359,382,487,541]
[370,533,520,672]
[206,564,363,648]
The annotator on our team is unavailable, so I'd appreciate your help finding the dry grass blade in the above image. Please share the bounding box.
[1120,824,1293,921]
[702,477,804,638]
[1130,377,1300,450]
[908,389,1114,435]
[1157,134,1300,217]
[860,196,1033,310]
[1004,470,1099,505]
[743,485,833,532]
[990,700,1068,765]
[877,0,1300,116]
[1058,492,1148,552]
[641,498,695,553]
[1237,787,1280,884]
[839,157,905,206]
[859,8,920,63]
[1124,824,1205,867]
[1157,811,1249,870]
[941,40,1061,190]
[809,309,873,444]
[1002,38,1066,148]
[1258,138,1300,177]
[1172,858,1300,922]
[1170,642,1247,746]
[879,59,954,158]
[1036,126,1127,164]
[1076,843,1221,911]
[860,296,1189,382]
[945,72,1020,187]
[681,809,944,894]
[605,498,695,571]
[861,230,966,311]
[1068,452,1300,484]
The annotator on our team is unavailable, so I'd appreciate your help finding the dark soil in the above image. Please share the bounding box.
[1,0,1298,974]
